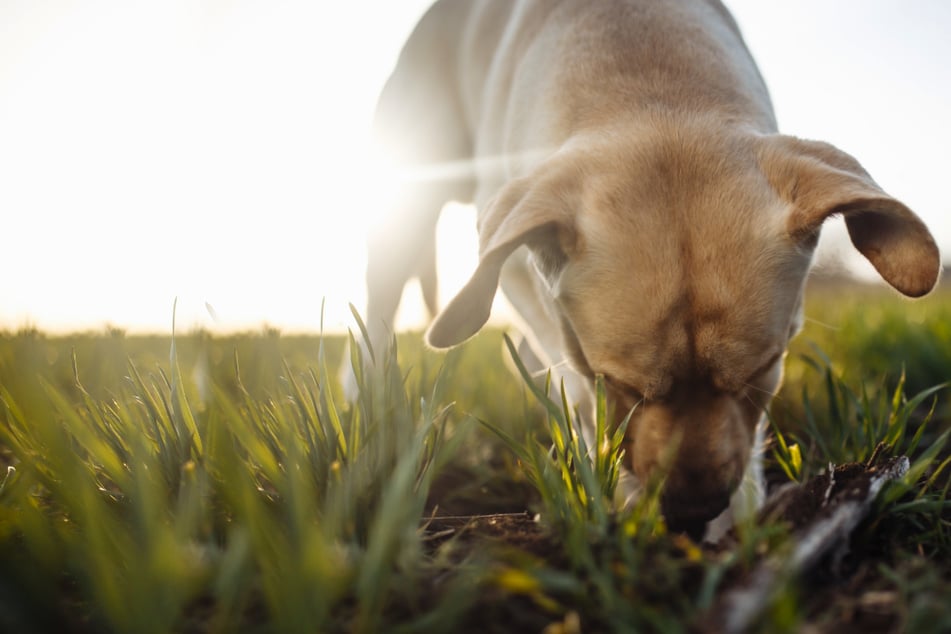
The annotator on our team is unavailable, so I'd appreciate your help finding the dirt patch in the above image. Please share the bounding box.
[422,511,557,560]
[706,456,910,633]
[423,456,913,633]
[758,459,894,532]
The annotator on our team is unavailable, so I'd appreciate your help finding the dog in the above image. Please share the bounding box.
[359,0,940,540]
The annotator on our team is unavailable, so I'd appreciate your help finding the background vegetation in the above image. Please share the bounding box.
[0,284,948,633]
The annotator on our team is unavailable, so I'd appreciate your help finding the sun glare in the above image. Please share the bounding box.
[0,0,452,335]
[1,1,947,335]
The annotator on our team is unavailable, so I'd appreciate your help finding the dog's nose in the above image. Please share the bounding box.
[661,490,732,540]
[664,515,708,542]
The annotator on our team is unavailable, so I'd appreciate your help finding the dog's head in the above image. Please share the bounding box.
[427,126,940,532]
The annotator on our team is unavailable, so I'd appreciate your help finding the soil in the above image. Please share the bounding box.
[421,455,917,633]
[704,456,911,633]
[757,459,892,532]
[422,511,557,561]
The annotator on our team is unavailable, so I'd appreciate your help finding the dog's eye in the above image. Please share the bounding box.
[746,351,783,385]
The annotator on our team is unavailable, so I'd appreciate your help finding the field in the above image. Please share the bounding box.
[0,284,949,633]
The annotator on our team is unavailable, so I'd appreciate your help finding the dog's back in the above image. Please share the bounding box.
[366,0,778,349]
[383,0,774,171]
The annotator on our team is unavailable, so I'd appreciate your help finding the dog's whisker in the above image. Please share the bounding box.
[529,361,568,379]
[742,390,774,413]
[803,315,839,331]
[527,359,574,381]
[743,382,778,399]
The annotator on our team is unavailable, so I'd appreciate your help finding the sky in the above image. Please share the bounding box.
[1,0,948,334]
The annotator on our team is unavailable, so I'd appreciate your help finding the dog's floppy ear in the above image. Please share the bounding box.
[426,162,578,348]
[761,136,940,297]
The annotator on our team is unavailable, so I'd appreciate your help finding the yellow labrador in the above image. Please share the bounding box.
[362,0,940,539]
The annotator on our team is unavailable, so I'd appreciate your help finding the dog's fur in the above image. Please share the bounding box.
[361,0,940,539]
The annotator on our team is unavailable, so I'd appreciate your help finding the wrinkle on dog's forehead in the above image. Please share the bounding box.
[564,209,802,399]
[556,124,813,397]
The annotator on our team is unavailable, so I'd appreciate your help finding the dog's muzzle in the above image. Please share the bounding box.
[661,490,732,541]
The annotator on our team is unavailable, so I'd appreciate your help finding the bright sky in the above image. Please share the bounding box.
[1,0,948,334]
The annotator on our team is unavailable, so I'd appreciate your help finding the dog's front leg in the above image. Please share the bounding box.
[343,5,475,399]
[340,191,442,400]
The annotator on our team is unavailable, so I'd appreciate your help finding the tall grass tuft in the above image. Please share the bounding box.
[772,349,949,534]
[480,334,700,633]
[0,288,948,632]
[0,315,465,633]
[479,335,633,542]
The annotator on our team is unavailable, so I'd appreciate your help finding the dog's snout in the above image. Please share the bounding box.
[664,515,708,542]
[628,396,751,539]
[661,489,732,539]
[660,463,737,538]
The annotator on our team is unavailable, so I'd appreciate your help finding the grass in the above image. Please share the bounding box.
[0,286,948,633]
